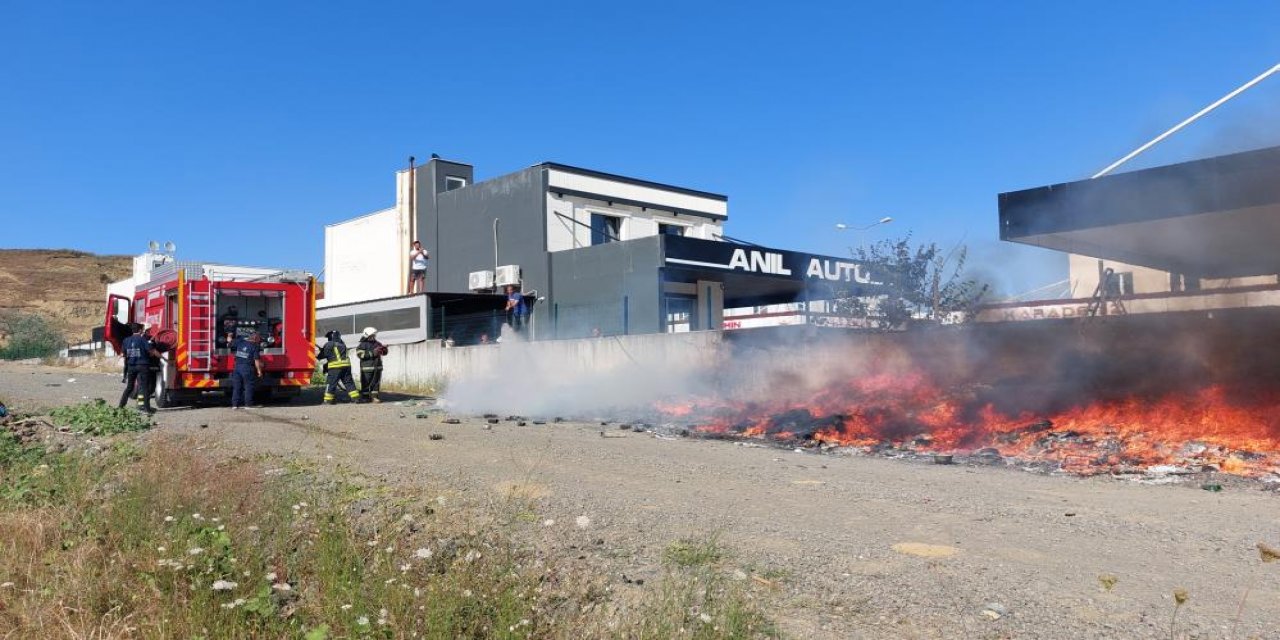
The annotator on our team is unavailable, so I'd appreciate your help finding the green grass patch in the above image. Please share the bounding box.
[0,434,779,639]
[665,536,729,568]
[49,398,152,436]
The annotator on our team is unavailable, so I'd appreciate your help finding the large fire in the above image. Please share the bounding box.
[668,372,1280,477]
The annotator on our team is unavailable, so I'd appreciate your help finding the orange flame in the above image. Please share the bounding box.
[678,376,1280,477]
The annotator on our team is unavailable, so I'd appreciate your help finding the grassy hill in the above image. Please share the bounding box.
[0,249,132,345]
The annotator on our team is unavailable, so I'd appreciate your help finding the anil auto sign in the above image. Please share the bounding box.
[662,236,879,285]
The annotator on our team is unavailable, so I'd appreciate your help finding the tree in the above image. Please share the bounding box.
[0,310,66,360]
[834,235,989,329]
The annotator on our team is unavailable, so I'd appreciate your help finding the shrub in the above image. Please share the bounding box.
[0,310,66,360]
[50,399,152,435]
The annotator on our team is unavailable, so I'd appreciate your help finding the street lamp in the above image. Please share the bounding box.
[834,216,893,231]
[834,217,894,255]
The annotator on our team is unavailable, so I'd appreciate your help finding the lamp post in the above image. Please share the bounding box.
[834,216,893,255]
[832,217,894,326]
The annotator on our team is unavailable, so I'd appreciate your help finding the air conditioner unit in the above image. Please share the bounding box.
[494,265,522,287]
[468,270,494,291]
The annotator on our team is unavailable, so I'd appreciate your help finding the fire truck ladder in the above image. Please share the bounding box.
[187,290,214,371]
[1085,268,1128,318]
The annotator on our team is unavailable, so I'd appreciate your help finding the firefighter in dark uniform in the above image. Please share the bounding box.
[118,323,159,413]
[356,326,388,403]
[230,332,263,409]
[317,330,361,404]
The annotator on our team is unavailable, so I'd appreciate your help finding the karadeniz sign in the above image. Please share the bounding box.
[662,236,880,285]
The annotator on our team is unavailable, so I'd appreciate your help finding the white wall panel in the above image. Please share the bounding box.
[322,208,402,307]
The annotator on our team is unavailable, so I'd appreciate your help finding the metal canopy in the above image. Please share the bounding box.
[998,145,1280,278]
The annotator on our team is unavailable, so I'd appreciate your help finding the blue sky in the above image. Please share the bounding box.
[3,1,1279,296]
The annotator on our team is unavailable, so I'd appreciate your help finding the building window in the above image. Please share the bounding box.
[444,176,467,192]
[659,223,685,236]
[590,213,621,245]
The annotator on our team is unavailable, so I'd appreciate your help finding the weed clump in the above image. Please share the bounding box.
[0,435,777,639]
[50,398,151,435]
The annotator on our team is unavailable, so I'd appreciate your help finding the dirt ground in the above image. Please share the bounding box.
[3,361,1279,639]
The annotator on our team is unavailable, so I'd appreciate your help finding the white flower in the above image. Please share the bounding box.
[462,589,472,597]
[341,604,353,611]
[414,547,432,559]
[163,515,174,522]
[384,545,394,554]
[211,580,238,591]
[0,582,14,588]
[247,525,259,532]
[399,563,411,572]
[192,513,203,521]
[699,613,713,623]
[385,577,397,585]
[272,582,292,592]
[211,517,220,523]
[366,540,377,547]
[575,515,591,529]
[356,616,370,626]
[543,519,555,527]
[265,572,278,582]
[291,504,301,511]
[188,547,205,555]
[156,546,166,552]
[464,550,481,562]
[217,525,225,531]
[299,502,308,508]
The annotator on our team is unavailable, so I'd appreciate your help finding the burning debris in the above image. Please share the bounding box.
[658,374,1280,479]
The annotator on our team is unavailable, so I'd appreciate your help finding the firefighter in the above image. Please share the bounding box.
[317,330,361,404]
[217,305,240,347]
[229,332,263,410]
[118,323,159,413]
[356,326,388,403]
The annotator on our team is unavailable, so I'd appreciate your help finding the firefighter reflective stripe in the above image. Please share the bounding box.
[321,342,351,368]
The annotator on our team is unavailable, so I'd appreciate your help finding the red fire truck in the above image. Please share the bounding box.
[103,262,318,407]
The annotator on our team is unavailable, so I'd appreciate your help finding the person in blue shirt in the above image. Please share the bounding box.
[230,332,263,410]
[118,323,159,413]
[504,285,528,333]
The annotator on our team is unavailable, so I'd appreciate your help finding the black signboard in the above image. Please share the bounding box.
[663,236,881,287]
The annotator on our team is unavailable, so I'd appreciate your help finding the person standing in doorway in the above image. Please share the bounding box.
[118,323,159,413]
[504,285,528,333]
[317,330,362,404]
[408,240,429,294]
[356,327,388,403]
[230,332,263,409]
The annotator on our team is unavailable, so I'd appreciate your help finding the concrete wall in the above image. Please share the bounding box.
[381,329,723,388]
[413,159,475,293]
[549,235,665,338]
[433,166,550,327]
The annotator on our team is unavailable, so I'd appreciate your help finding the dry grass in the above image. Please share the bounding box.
[0,430,778,639]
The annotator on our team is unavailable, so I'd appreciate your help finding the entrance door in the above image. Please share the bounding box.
[664,296,695,333]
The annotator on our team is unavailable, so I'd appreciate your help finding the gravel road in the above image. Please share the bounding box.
[4,361,1279,639]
